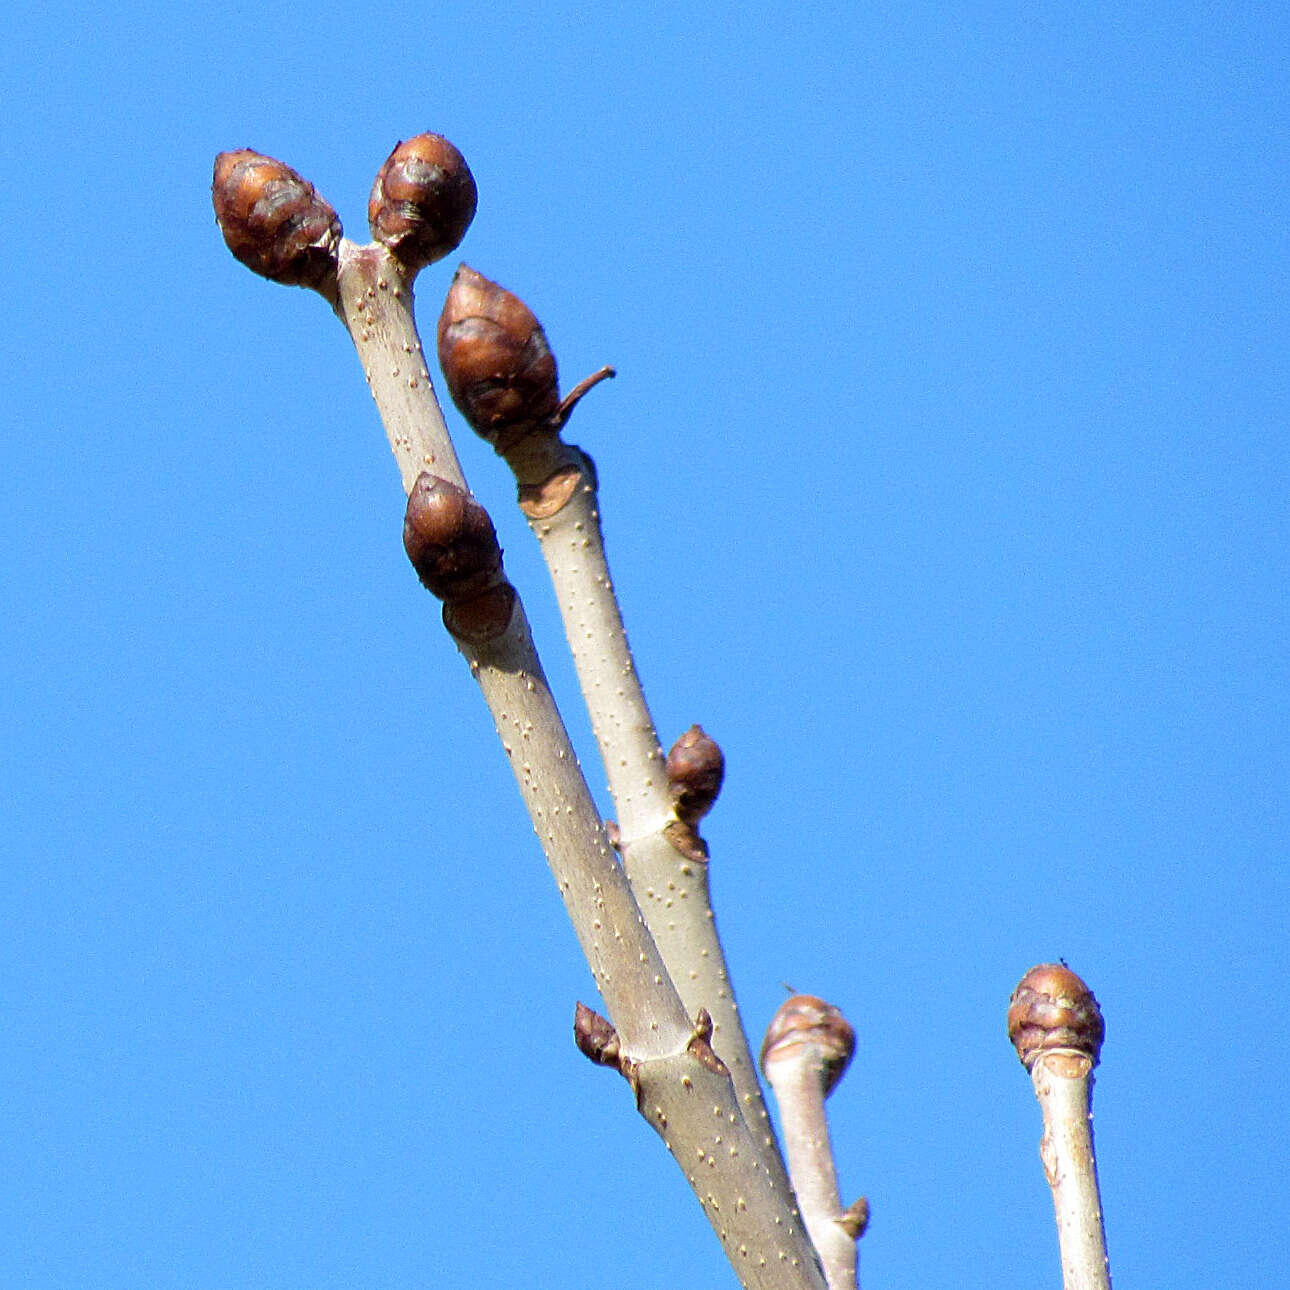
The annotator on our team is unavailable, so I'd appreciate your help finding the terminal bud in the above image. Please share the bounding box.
[212,150,341,289]
[437,265,561,452]
[1007,963,1104,1071]
[761,994,855,1096]
[369,134,477,272]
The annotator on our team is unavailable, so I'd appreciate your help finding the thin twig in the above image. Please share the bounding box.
[762,995,865,1290]
[401,475,826,1287]
[1009,964,1112,1290]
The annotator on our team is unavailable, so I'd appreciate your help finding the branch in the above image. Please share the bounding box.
[435,265,790,1188]
[762,995,867,1290]
[401,474,824,1287]
[212,137,829,1290]
[1008,964,1112,1290]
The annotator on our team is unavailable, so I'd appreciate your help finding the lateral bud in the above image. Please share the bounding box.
[666,725,725,825]
[1007,963,1104,1072]
[686,1007,730,1077]
[837,1196,871,1241]
[402,473,516,643]
[761,994,856,1096]
[573,1002,621,1068]
[368,134,477,272]
[212,150,341,290]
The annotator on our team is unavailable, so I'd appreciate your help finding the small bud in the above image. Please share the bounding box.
[686,1007,730,1076]
[761,994,855,1096]
[666,725,725,824]
[368,134,477,272]
[838,1197,871,1241]
[1007,963,1104,1071]
[437,265,561,452]
[573,1002,621,1068]
[212,150,341,289]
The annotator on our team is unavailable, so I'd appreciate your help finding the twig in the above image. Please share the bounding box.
[1008,964,1112,1290]
[762,995,866,1290]
[212,137,830,1290]
[435,265,791,1187]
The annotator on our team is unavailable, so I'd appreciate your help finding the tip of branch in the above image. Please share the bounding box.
[1007,963,1104,1071]
[761,994,856,1095]
[212,149,341,292]
[437,265,561,453]
[369,133,477,273]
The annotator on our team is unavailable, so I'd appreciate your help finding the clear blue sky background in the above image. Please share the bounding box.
[3,4,1286,1287]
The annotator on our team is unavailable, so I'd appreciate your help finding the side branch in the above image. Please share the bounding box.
[436,265,791,1192]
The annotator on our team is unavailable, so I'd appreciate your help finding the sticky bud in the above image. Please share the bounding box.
[403,474,503,601]
[437,265,561,452]
[212,150,341,289]
[1007,963,1104,1071]
[402,474,515,642]
[666,725,725,824]
[369,134,477,272]
[761,994,856,1096]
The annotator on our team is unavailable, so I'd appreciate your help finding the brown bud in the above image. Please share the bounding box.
[573,1002,621,1068]
[761,994,855,1096]
[442,583,516,644]
[212,150,341,289]
[437,265,560,452]
[402,473,504,603]
[368,134,477,272]
[666,725,725,824]
[1007,963,1104,1071]
[686,1007,730,1077]
[404,475,516,644]
[838,1197,871,1241]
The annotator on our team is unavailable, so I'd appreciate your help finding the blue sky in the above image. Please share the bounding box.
[3,3,1286,1287]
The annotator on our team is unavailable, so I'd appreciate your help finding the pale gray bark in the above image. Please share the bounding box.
[519,452,790,1195]
[331,242,465,493]
[763,1051,859,1290]
[1030,1052,1112,1290]
[325,242,829,1290]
